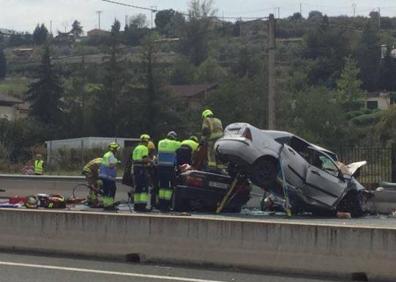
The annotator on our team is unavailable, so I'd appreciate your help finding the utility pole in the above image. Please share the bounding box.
[150,6,157,29]
[378,7,381,29]
[299,3,302,15]
[274,7,280,19]
[352,3,356,17]
[267,14,276,129]
[96,10,102,29]
[125,15,129,28]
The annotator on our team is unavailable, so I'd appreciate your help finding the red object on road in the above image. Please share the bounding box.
[9,196,27,205]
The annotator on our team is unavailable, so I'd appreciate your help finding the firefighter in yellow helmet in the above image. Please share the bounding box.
[98,142,120,210]
[176,136,199,167]
[201,109,223,168]
[132,134,152,212]
[157,131,181,211]
[82,157,103,207]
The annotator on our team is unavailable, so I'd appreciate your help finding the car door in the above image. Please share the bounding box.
[280,144,308,188]
[304,149,347,207]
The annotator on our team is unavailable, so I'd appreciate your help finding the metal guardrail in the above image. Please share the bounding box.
[0,174,123,181]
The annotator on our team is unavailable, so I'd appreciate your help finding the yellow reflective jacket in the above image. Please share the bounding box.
[202,117,223,141]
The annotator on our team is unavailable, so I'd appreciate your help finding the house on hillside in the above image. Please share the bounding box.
[0,28,16,37]
[366,92,395,110]
[166,84,218,110]
[0,92,27,121]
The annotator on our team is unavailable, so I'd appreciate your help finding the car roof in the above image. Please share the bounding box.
[262,130,336,157]
[226,124,336,157]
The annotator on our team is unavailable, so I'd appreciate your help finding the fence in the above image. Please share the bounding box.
[336,146,394,187]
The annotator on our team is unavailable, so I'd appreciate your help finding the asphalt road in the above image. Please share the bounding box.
[0,252,347,282]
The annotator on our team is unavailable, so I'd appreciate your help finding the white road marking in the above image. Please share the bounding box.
[0,261,227,282]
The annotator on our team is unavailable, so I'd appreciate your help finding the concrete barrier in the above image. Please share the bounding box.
[373,189,396,214]
[0,209,395,281]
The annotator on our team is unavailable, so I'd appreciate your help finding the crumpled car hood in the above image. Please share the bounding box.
[336,161,367,177]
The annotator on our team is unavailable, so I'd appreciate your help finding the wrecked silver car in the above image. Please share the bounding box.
[215,122,370,217]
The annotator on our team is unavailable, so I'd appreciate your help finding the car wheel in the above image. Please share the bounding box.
[249,157,278,188]
[337,191,366,218]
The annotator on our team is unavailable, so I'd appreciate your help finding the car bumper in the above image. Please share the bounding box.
[215,139,255,166]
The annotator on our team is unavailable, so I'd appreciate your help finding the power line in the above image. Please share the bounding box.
[100,0,267,21]
[101,0,158,12]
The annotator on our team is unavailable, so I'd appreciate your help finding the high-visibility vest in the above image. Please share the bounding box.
[99,151,117,180]
[132,144,149,166]
[202,117,223,140]
[181,139,199,152]
[83,158,103,174]
[34,160,44,175]
[157,138,181,166]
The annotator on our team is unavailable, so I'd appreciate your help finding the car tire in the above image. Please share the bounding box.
[337,191,366,218]
[249,157,278,188]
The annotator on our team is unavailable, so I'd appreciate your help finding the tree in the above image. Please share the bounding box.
[308,11,323,21]
[138,33,184,138]
[26,45,63,124]
[33,24,49,45]
[181,0,217,65]
[155,9,186,36]
[71,20,83,37]
[111,19,121,34]
[0,49,6,80]
[194,57,226,83]
[303,16,351,87]
[356,21,381,91]
[378,51,396,92]
[290,12,303,21]
[290,87,346,146]
[336,57,365,111]
[207,75,266,128]
[375,106,396,144]
[130,14,147,29]
[92,20,125,136]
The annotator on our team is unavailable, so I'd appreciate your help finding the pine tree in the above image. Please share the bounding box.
[33,24,49,45]
[0,49,6,79]
[26,45,63,124]
[93,20,124,136]
[336,57,365,111]
[71,20,83,37]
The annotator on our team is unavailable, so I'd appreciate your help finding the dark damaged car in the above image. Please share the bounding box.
[215,123,371,217]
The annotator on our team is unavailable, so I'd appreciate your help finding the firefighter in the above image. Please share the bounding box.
[132,134,152,212]
[157,131,181,211]
[98,142,120,210]
[176,136,199,167]
[201,109,223,169]
[34,154,44,175]
[82,157,103,207]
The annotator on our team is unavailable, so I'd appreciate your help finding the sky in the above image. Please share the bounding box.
[2,0,396,33]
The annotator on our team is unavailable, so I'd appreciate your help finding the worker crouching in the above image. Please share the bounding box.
[82,157,103,207]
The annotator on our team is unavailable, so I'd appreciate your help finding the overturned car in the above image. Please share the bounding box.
[172,169,251,213]
[215,123,370,217]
